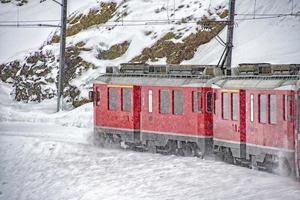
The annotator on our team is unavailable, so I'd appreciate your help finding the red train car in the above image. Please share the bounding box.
[140,85,213,155]
[213,76,300,175]
[90,63,218,156]
[92,82,141,146]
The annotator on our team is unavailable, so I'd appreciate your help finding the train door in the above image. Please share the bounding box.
[296,90,300,178]
[89,85,101,126]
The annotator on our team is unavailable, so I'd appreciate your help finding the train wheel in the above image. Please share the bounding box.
[223,148,234,164]
[182,142,193,157]
[191,143,202,158]
[165,140,177,155]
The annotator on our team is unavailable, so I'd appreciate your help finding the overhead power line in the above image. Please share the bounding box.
[0,23,60,28]
[0,19,60,23]
[235,13,300,16]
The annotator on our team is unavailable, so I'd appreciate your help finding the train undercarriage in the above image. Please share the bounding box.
[94,127,296,177]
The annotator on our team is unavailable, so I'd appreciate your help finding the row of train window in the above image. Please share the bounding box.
[107,88,132,112]
[221,92,292,124]
[104,88,213,114]
[103,88,293,124]
[148,90,213,115]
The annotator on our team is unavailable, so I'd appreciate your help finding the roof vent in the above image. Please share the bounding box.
[238,63,271,75]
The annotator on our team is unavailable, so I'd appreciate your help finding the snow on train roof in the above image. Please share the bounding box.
[212,76,300,90]
[95,75,210,87]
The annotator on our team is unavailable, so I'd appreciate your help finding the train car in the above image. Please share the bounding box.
[139,82,213,156]
[91,80,141,147]
[213,64,300,176]
[90,63,221,156]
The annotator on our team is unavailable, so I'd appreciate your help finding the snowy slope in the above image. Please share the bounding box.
[183,0,300,66]
[0,0,299,65]
[0,0,97,63]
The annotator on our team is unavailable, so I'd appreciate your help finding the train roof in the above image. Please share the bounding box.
[93,63,300,90]
[212,76,300,90]
[95,74,211,87]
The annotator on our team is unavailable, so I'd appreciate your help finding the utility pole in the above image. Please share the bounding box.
[225,0,236,75]
[57,0,67,112]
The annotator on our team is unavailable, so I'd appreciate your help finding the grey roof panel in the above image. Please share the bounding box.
[213,77,299,90]
[95,75,210,87]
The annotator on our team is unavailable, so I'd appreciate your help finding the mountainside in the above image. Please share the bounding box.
[0,0,299,109]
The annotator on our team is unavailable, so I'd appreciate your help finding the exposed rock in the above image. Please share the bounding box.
[0,0,28,6]
[66,2,117,36]
[97,41,130,60]
[131,11,228,64]
[0,61,20,82]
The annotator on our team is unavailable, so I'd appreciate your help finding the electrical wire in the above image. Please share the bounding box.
[0,20,60,23]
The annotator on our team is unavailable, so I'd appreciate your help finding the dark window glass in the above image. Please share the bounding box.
[232,93,239,121]
[213,93,216,114]
[122,88,131,112]
[259,95,266,123]
[284,95,292,121]
[207,92,213,113]
[270,95,276,124]
[108,88,117,111]
[160,90,170,114]
[193,91,202,112]
[284,95,288,121]
[222,93,229,119]
[174,91,183,115]
[96,88,100,106]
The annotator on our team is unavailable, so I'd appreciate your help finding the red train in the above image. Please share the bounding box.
[89,63,300,178]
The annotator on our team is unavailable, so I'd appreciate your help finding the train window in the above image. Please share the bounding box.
[270,95,276,124]
[283,95,292,121]
[122,88,131,112]
[222,93,229,120]
[232,93,239,121]
[96,88,100,106]
[213,93,216,114]
[193,91,202,112]
[160,90,170,114]
[173,91,183,115]
[206,92,213,113]
[259,95,266,123]
[250,94,254,122]
[148,90,153,113]
[108,88,117,111]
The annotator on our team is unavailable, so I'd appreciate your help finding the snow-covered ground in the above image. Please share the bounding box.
[1,82,300,200]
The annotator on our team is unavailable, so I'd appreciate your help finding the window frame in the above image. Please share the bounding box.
[96,88,101,106]
[222,92,229,120]
[173,90,184,115]
[269,94,276,124]
[283,94,292,121]
[259,94,267,124]
[231,93,239,121]
[108,87,118,111]
[192,91,202,113]
[250,94,254,122]
[148,90,153,113]
[206,92,213,113]
[159,90,170,114]
[121,88,132,112]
